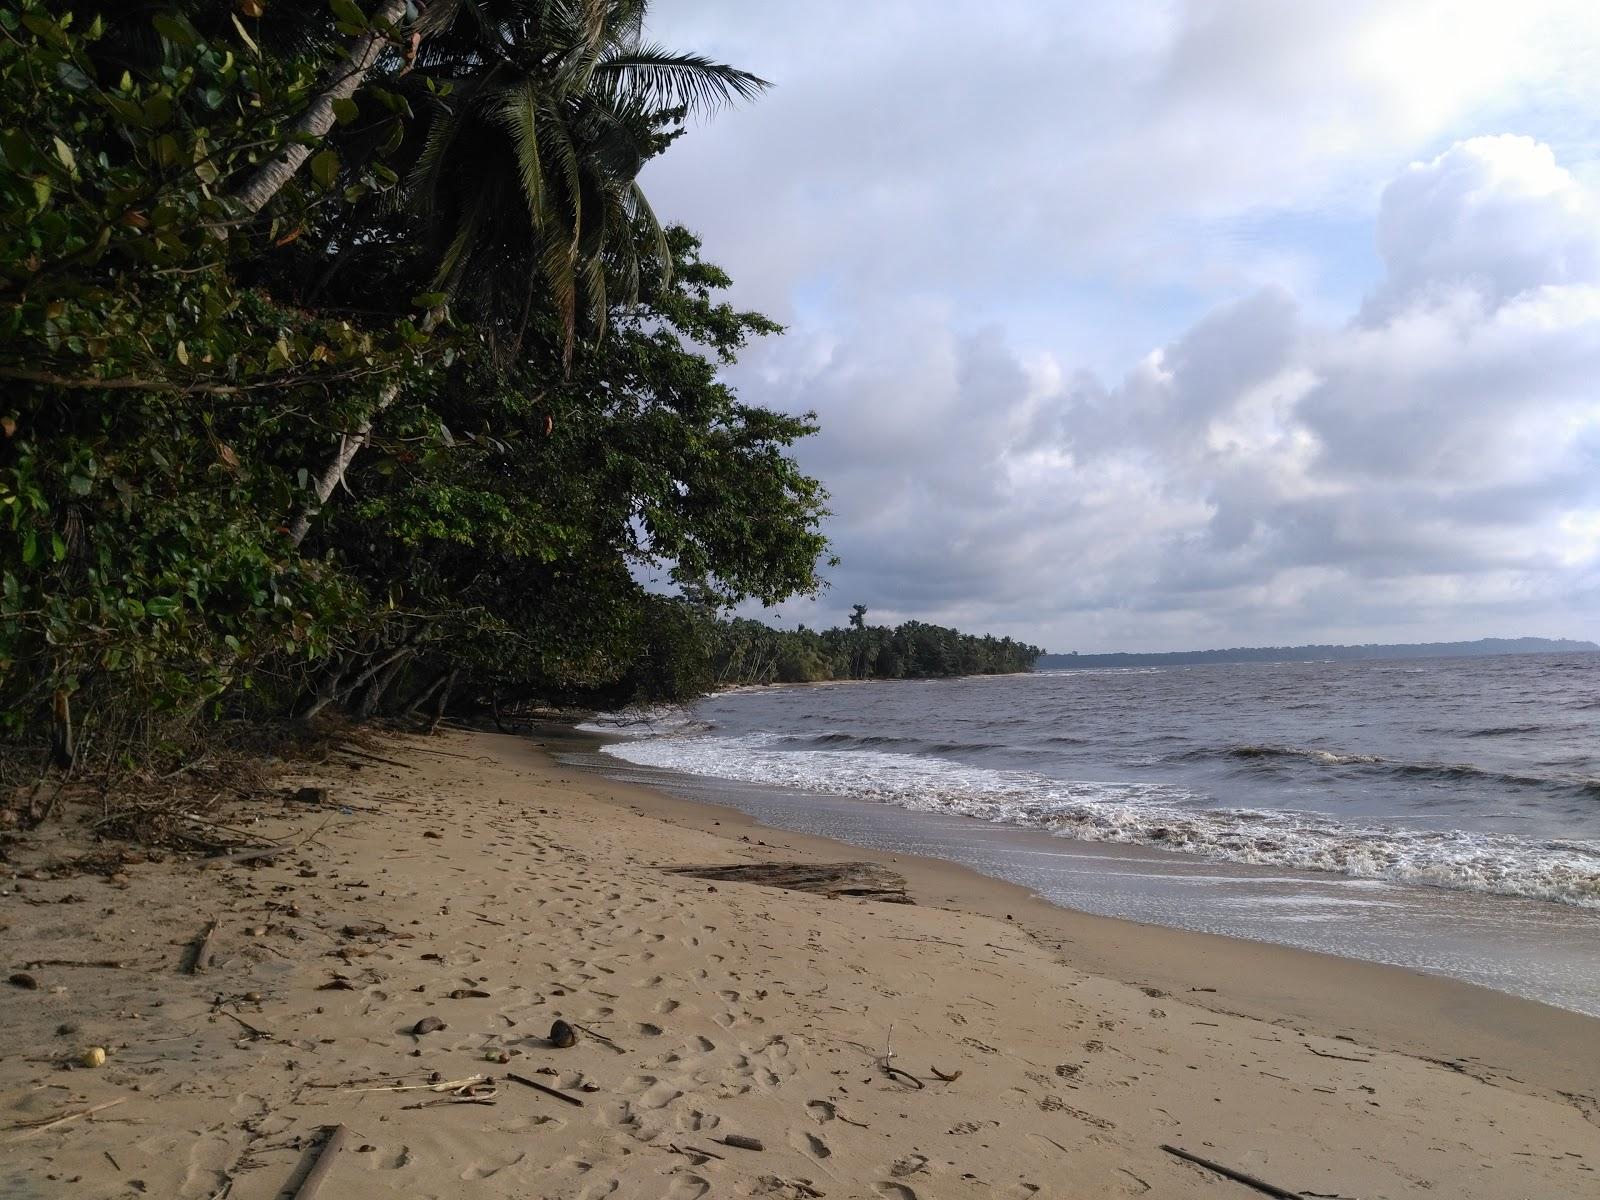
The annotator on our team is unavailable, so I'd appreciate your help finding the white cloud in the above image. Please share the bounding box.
[640,3,1600,647]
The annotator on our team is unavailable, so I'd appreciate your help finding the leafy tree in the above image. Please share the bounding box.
[0,2,825,779]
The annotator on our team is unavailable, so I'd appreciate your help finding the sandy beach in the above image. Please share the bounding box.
[2,727,1596,1199]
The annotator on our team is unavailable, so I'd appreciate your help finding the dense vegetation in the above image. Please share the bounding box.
[0,3,1035,783]
[0,0,834,775]
[634,604,1042,696]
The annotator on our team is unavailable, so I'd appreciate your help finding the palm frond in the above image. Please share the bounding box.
[595,43,770,115]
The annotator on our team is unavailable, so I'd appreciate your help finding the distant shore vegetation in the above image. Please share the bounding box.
[0,2,835,779]
[1038,637,1598,670]
[627,603,1043,696]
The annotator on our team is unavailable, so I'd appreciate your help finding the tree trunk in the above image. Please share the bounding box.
[286,307,442,548]
[49,687,75,770]
[427,668,460,733]
[356,647,414,718]
[228,0,408,219]
[402,670,449,719]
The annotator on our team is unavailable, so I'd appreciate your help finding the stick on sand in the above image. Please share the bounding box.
[1160,1144,1302,1199]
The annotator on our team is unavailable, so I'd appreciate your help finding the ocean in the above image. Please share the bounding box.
[566,653,1600,1016]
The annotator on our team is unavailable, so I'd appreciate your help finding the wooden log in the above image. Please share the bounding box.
[187,920,218,974]
[662,861,912,904]
[1159,1144,1302,1199]
[292,1124,350,1200]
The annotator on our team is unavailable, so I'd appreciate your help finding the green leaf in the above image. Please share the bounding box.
[68,474,92,496]
[230,12,259,54]
[151,14,198,47]
[330,0,367,28]
[310,148,340,188]
[51,137,74,172]
[145,596,180,618]
[331,97,360,125]
[411,292,446,309]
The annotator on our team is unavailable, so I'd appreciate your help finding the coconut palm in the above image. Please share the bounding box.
[282,0,767,544]
[405,0,768,356]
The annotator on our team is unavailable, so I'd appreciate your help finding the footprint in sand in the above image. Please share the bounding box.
[665,1173,711,1199]
[789,1130,833,1160]
[873,1185,918,1199]
[461,1151,526,1180]
[674,1107,720,1132]
[373,1144,413,1169]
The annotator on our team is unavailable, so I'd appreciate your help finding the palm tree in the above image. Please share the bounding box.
[406,0,767,357]
[284,0,767,545]
[229,0,410,218]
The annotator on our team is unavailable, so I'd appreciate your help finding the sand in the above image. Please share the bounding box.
[1,727,1596,1199]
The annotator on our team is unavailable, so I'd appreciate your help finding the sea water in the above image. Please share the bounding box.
[565,654,1600,1016]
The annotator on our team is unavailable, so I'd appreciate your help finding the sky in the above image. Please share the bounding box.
[640,0,1600,652]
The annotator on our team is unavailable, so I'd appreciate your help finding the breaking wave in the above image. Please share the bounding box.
[601,733,1600,908]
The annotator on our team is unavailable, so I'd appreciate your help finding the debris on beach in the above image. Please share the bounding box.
[662,861,912,903]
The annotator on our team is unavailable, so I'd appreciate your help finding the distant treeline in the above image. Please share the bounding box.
[634,604,1042,694]
[1038,637,1600,670]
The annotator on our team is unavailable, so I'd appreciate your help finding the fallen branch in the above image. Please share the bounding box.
[5,1097,127,1140]
[219,1010,275,1041]
[663,860,912,904]
[666,1142,726,1162]
[1159,1144,1302,1200]
[292,1124,350,1200]
[505,1073,584,1107]
[875,1023,924,1089]
[22,959,129,970]
[1304,1045,1372,1063]
[571,1022,625,1054]
[344,1074,485,1094]
[336,745,412,770]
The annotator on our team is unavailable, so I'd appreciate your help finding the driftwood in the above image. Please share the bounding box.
[663,861,912,904]
[5,1097,127,1140]
[1303,1045,1372,1063]
[719,1133,765,1151]
[336,745,411,770]
[1160,1144,1302,1199]
[505,1073,584,1107]
[187,920,218,974]
[293,1124,350,1200]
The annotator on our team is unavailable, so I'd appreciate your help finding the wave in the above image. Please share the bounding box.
[600,734,1600,909]
[775,731,1007,756]
[1187,744,1600,797]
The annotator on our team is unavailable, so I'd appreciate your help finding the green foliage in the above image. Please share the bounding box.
[620,605,1043,700]
[0,1,827,769]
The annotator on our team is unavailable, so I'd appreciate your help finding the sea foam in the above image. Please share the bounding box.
[600,731,1600,908]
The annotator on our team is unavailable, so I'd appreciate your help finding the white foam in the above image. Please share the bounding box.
[601,734,1600,908]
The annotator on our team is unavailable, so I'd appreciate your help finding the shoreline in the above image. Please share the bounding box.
[547,724,1600,1106]
[2,727,1595,1199]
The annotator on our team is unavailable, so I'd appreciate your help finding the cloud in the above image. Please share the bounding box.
[733,137,1600,649]
[637,3,1600,648]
